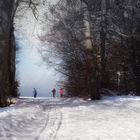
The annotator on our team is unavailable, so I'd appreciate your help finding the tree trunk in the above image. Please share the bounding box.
[130,37,140,95]
[0,0,16,107]
[82,0,101,100]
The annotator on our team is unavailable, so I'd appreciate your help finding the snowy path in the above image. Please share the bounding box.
[0,96,140,140]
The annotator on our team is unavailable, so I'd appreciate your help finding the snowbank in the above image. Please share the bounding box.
[0,96,140,140]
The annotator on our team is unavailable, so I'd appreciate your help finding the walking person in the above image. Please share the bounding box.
[59,88,64,97]
[33,88,37,98]
[52,88,56,98]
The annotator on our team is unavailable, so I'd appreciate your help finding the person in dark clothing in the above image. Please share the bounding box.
[33,88,37,98]
[52,88,56,98]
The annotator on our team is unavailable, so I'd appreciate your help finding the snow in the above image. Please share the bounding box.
[0,96,140,140]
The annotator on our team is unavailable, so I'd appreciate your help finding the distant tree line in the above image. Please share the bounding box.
[41,0,140,99]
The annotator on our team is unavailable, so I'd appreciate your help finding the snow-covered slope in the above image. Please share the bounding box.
[0,96,140,140]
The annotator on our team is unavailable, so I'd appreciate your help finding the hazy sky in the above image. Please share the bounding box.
[15,3,60,97]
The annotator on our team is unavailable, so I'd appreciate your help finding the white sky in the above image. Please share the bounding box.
[15,2,60,97]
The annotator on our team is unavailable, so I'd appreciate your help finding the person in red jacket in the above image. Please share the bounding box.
[59,88,64,97]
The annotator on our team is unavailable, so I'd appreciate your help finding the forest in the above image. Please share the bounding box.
[41,0,140,99]
[0,0,140,107]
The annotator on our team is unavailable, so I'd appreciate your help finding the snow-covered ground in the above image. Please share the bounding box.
[0,96,140,140]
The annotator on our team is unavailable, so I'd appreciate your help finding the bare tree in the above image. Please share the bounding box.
[0,0,40,107]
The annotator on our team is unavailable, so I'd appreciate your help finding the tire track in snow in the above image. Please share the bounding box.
[37,103,63,140]
[51,108,63,140]
[35,104,51,140]
[48,106,62,140]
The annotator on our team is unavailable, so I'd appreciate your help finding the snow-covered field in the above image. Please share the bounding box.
[0,96,140,140]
